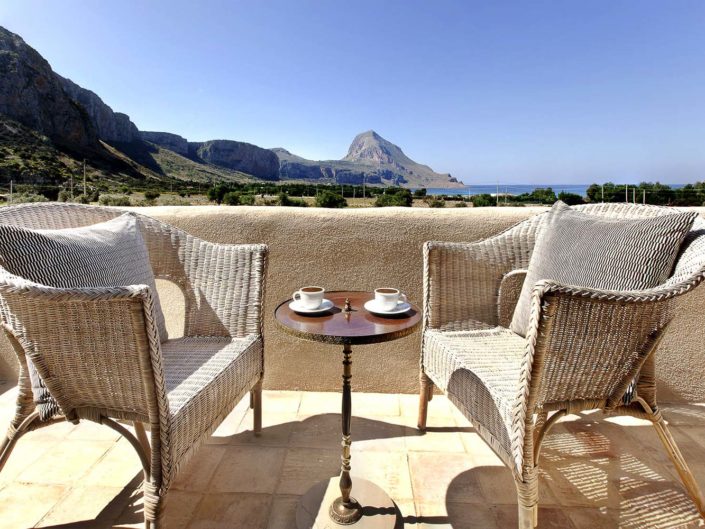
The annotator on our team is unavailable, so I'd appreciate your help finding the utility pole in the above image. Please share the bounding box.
[643,189,646,204]
[625,185,628,203]
[496,181,499,207]
[633,188,635,204]
[9,180,13,204]
[601,184,604,202]
[82,159,87,196]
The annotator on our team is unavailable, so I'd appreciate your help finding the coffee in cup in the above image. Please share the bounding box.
[293,286,325,309]
[374,288,407,311]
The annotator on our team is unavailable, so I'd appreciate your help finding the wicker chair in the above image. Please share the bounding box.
[418,203,705,528]
[0,203,268,528]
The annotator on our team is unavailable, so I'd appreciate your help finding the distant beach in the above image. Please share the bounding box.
[424,184,686,198]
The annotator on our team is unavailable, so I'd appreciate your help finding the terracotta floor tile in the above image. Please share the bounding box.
[298,391,343,416]
[277,447,340,496]
[262,390,302,415]
[0,438,55,486]
[414,501,499,529]
[266,494,300,529]
[290,414,407,453]
[0,482,68,528]
[65,419,122,441]
[187,492,271,529]
[81,438,144,488]
[400,392,455,419]
[352,392,400,417]
[408,452,483,505]
[18,439,115,485]
[209,445,286,494]
[227,411,295,447]
[35,486,128,527]
[403,414,466,453]
[171,445,227,492]
[350,451,414,501]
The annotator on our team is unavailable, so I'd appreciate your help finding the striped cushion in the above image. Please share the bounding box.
[510,201,697,336]
[0,213,167,341]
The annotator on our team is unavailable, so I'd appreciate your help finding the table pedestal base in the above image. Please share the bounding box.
[296,477,400,529]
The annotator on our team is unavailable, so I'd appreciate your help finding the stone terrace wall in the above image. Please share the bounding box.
[1,206,703,403]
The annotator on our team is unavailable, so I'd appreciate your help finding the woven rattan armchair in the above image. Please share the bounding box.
[0,203,267,528]
[418,203,705,529]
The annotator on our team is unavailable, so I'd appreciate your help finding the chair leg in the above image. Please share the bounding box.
[251,379,262,437]
[0,410,43,473]
[417,371,433,431]
[651,415,705,518]
[143,480,163,529]
[516,479,538,529]
[134,421,151,463]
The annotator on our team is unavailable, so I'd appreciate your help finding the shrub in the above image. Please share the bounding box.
[375,188,413,207]
[208,183,232,204]
[159,195,191,206]
[222,191,242,206]
[315,190,347,208]
[278,192,307,207]
[557,191,584,205]
[57,190,71,202]
[88,189,100,202]
[413,188,427,198]
[239,194,256,206]
[454,201,468,207]
[471,194,495,207]
[74,194,90,204]
[427,198,446,208]
[144,190,161,201]
[10,193,49,204]
[99,194,131,207]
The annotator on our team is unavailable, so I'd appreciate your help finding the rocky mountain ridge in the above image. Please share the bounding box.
[0,25,462,188]
[0,26,97,150]
[273,130,462,187]
[58,75,139,144]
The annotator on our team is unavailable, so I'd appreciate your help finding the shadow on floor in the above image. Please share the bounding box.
[439,411,704,528]
[25,407,705,528]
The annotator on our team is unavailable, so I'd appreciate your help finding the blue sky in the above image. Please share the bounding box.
[2,1,705,184]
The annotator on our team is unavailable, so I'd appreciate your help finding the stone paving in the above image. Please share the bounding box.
[0,380,704,528]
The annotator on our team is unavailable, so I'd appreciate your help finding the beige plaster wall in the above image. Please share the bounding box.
[0,206,703,403]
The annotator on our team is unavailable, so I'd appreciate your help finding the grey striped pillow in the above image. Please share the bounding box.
[0,213,167,342]
[509,201,697,337]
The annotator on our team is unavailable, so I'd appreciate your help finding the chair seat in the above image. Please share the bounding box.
[423,325,525,459]
[162,335,263,464]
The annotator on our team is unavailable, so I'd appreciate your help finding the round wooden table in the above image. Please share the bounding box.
[275,291,421,529]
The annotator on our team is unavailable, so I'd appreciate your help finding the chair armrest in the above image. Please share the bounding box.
[0,279,168,427]
[180,241,268,338]
[423,237,525,330]
[518,275,705,418]
[498,269,527,328]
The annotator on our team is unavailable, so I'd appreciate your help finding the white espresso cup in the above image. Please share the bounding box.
[374,288,407,311]
[292,286,325,309]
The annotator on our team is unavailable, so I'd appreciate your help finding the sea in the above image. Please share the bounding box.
[424,184,686,198]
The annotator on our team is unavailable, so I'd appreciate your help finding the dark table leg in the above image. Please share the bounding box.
[329,343,363,524]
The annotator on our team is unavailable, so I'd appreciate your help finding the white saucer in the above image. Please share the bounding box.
[364,299,411,316]
[289,298,335,314]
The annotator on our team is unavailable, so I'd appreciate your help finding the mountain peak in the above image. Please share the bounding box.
[344,130,400,164]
